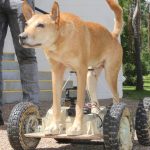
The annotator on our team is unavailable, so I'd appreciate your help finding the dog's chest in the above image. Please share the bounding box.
[44,49,78,69]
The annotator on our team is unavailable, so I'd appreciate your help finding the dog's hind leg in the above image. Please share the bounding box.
[67,66,87,135]
[86,67,104,114]
[104,61,121,104]
[45,60,65,135]
[86,67,103,104]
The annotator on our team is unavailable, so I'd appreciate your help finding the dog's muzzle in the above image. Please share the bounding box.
[19,33,28,45]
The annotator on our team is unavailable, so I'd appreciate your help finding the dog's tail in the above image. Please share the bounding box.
[106,0,123,38]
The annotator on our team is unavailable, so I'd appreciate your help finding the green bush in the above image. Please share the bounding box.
[142,61,149,75]
[123,63,137,86]
[141,50,150,75]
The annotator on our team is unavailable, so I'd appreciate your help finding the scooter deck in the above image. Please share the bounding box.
[25,132,103,141]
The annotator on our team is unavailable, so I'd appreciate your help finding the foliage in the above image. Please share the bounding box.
[123,75,150,99]
[119,0,136,85]
[142,49,150,75]
[140,0,150,75]
[119,0,150,86]
[123,63,136,85]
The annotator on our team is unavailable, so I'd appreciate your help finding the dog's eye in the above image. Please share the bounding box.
[36,23,45,28]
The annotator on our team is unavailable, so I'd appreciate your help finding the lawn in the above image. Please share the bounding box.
[123,75,150,100]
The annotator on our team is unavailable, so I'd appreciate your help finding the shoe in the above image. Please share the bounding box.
[0,109,4,126]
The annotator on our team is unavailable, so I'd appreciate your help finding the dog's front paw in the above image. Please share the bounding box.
[44,122,63,135]
[66,121,82,136]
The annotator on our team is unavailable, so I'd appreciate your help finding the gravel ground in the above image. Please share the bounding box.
[0,99,150,150]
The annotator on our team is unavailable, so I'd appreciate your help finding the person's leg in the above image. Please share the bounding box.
[0,8,8,125]
[7,8,40,105]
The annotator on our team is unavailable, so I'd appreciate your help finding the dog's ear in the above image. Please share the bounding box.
[51,1,60,25]
[22,0,34,21]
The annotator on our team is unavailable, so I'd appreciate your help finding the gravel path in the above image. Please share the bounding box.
[0,99,150,150]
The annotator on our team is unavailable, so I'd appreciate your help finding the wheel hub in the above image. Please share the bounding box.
[26,115,39,133]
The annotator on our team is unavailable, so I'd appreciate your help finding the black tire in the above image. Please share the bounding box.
[135,99,150,146]
[7,102,41,150]
[103,102,133,150]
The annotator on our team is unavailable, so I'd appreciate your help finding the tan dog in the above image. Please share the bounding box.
[20,0,123,135]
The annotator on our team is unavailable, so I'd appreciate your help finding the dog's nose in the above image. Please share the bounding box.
[19,33,28,42]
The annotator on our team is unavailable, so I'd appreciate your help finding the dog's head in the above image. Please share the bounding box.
[19,1,60,49]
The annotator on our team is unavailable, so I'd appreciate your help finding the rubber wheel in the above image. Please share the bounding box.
[7,102,41,150]
[103,103,133,150]
[135,99,150,146]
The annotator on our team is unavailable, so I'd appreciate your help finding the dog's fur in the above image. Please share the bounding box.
[20,0,123,135]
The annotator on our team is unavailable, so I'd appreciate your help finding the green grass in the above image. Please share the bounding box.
[123,75,150,100]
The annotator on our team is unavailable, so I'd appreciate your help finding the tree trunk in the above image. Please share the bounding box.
[132,0,143,90]
[128,1,134,54]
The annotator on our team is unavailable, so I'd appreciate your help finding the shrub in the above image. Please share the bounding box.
[123,63,137,86]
